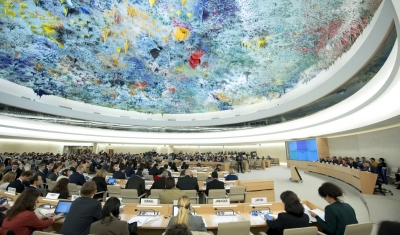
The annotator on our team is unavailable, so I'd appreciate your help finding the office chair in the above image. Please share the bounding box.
[217,221,253,235]
[375,167,393,196]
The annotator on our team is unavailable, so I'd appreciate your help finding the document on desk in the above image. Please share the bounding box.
[38,209,55,218]
[127,217,153,227]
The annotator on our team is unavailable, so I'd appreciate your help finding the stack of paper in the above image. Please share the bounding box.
[310,209,325,221]
[303,205,317,223]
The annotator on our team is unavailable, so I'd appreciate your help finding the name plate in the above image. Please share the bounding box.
[71,195,80,201]
[7,187,16,195]
[213,198,230,205]
[46,193,60,200]
[141,199,158,205]
[251,197,267,204]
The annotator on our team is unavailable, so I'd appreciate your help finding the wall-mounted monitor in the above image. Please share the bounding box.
[286,139,318,161]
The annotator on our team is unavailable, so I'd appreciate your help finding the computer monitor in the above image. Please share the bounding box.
[107,178,116,184]
[54,201,73,215]
[172,205,179,216]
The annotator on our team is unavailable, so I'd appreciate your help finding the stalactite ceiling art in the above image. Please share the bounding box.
[0,0,382,114]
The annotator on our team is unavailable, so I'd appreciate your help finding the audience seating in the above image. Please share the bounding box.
[374,168,393,196]
[149,189,165,199]
[67,183,80,195]
[248,159,255,171]
[107,185,122,197]
[46,180,56,191]
[342,222,373,235]
[120,189,146,203]
[217,221,253,235]
[197,174,208,181]
[254,160,262,169]
[205,189,227,204]
[228,186,246,203]
[230,161,237,169]
[183,190,199,204]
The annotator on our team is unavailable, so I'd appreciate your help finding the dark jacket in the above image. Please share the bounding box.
[59,197,102,235]
[69,166,76,173]
[151,177,167,190]
[205,179,224,196]
[69,172,86,186]
[149,167,159,176]
[125,166,135,177]
[90,216,129,235]
[125,175,146,195]
[5,168,22,179]
[92,176,108,192]
[6,179,25,193]
[225,174,238,181]
[113,171,126,180]
[266,213,309,235]
[47,172,58,182]
[35,170,46,184]
[316,202,358,235]
[177,176,199,191]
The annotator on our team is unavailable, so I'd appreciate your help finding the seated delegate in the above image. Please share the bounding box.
[177,169,199,191]
[160,177,185,204]
[309,182,358,235]
[92,169,108,199]
[225,168,238,181]
[166,196,207,232]
[1,188,64,235]
[205,171,224,196]
[166,224,193,235]
[125,170,146,196]
[89,197,129,235]
[69,165,87,186]
[265,191,309,235]
[51,178,70,199]
[59,181,102,235]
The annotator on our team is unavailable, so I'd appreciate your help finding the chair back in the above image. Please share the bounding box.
[47,180,56,191]
[121,189,140,203]
[249,159,254,165]
[229,186,246,202]
[24,164,31,171]
[230,161,237,167]
[183,190,198,204]
[197,174,208,181]
[33,232,61,235]
[217,221,250,235]
[381,168,388,184]
[343,222,373,235]
[107,185,121,197]
[390,167,398,175]
[68,183,79,195]
[208,189,227,201]
[283,226,318,235]
[144,175,153,181]
[150,189,165,199]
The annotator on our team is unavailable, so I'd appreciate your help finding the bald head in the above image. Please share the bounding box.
[184,169,191,176]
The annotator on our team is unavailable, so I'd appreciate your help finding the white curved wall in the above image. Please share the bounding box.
[0,0,394,127]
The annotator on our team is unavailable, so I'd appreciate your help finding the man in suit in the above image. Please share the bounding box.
[113,165,126,179]
[69,161,77,173]
[149,164,159,176]
[159,177,185,204]
[151,171,169,189]
[7,171,33,193]
[177,169,199,192]
[26,174,46,196]
[5,162,22,178]
[125,172,146,196]
[35,163,46,183]
[180,164,189,176]
[60,181,102,235]
[205,171,224,196]
[236,155,244,173]
[125,161,135,178]
[47,163,62,181]
[69,165,87,186]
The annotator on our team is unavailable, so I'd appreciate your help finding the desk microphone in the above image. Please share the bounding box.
[214,208,235,216]
[135,208,159,216]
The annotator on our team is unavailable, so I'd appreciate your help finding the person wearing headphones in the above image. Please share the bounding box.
[166,196,206,232]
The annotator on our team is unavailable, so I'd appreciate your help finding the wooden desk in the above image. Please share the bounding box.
[287,160,378,194]
[239,179,275,202]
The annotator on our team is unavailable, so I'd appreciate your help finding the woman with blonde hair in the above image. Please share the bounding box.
[225,168,238,181]
[92,169,108,199]
[0,172,16,190]
[166,196,206,232]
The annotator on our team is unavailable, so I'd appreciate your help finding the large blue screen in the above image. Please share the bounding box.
[287,139,318,161]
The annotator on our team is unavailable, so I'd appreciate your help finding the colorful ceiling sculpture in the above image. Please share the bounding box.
[0,0,381,114]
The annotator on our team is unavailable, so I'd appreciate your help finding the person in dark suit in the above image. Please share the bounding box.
[309,182,358,235]
[363,161,380,174]
[89,197,129,235]
[236,155,244,173]
[91,169,107,199]
[151,171,169,190]
[180,164,189,176]
[265,191,309,235]
[125,161,135,177]
[112,165,126,179]
[47,163,62,182]
[205,171,224,196]
[7,171,33,193]
[125,170,146,196]
[26,174,45,196]
[177,170,199,192]
[5,162,22,179]
[69,165,87,186]
[149,164,159,176]
[43,162,53,178]
[69,161,77,173]
[35,163,46,184]
[60,181,102,235]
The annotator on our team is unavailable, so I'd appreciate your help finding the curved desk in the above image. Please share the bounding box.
[287,160,378,194]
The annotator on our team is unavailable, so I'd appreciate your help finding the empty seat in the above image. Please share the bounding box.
[389,167,398,183]
[343,222,373,235]
[120,189,146,203]
[205,189,227,204]
[46,180,56,191]
[254,160,262,169]
[228,186,246,203]
[230,161,237,168]
[107,185,121,198]
[217,221,253,235]
[283,226,318,235]
[183,190,199,204]
[248,159,255,170]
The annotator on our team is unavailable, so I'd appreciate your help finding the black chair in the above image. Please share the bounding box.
[375,167,393,196]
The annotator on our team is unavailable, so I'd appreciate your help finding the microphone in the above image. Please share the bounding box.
[214,207,235,216]
[135,208,159,216]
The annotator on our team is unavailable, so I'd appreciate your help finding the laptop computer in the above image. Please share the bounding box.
[107,178,116,185]
[52,201,73,219]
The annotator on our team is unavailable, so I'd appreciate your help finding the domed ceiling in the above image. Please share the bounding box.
[0,0,381,114]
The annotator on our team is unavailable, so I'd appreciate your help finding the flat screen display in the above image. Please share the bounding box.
[287,139,318,161]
